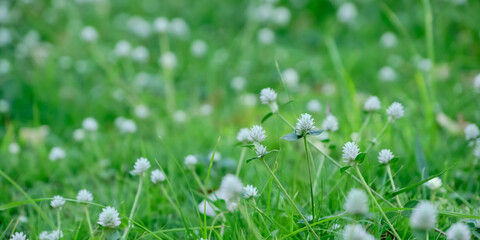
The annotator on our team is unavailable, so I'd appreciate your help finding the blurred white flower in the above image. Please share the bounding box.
[424,177,442,190]
[322,114,338,132]
[127,16,151,38]
[50,195,65,209]
[248,125,266,143]
[73,129,85,141]
[0,27,11,47]
[190,39,207,57]
[306,100,322,113]
[231,76,246,91]
[386,102,405,121]
[474,144,480,159]
[254,143,268,157]
[464,124,479,141]
[0,99,10,112]
[98,206,121,228]
[342,142,360,163]
[82,117,98,131]
[418,58,432,71]
[131,157,151,175]
[337,2,357,23]
[243,185,259,199]
[378,66,397,82]
[252,4,273,22]
[153,17,169,33]
[271,7,291,26]
[77,189,93,202]
[257,28,275,45]
[474,74,480,91]
[10,232,27,240]
[0,3,9,24]
[344,188,369,215]
[282,68,299,87]
[115,117,137,133]
[114,40,131,57]
[134,105,150,119]
[259,88,278,112]
[9,142,20,155]
[198,198,217,217]
[159,51,177,69]
[131,46,149,63]
[240,94,257,106]
[173,110,187,123]
[380,32,397,48]
[0,59,10,74]
[219,174,243,201]
[410,201,437,230]
[446,222,471,240]
[169,18,189,38]
[364,96,381,112]
[227,202,238,212]
[208,151,221,162]
[200,104,213,116]
[39,230,63,240]
[296,113,315,135]
[378,149,394,164]
[49,147,66,161]
[237,128,250,142]
[151,169,166,184]
[343,224,374,240]
[81,26,98,42]
[184,155,198,167]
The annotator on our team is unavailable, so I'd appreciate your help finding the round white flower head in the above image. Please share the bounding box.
[378,66,397,82]
[159,51,177,69]
[174,110,187,123]
[474,144,480,159]
[337,2,357,23]
[257,28,275,45]
[169,18,189,38]
[474,73,480,91]
[282,68,299,87]
[386,102,405,121]
[131,46,149,63]
[9,142,20,154]
[114,40,131,57]
[200,104,213,116]
[344,188,369,215]
[151,169,166,184]
[0,99,10,112]
[272,7,291,26]
[254,143,267,157]
[243,185,259,199]
[131,157,151,175]
[134,104,149,119]
[424,177,442,190]
[322,114,339,132]
[0,59,10,75]
[127,16,151,38]
[191,39,207,57]
[307,100,322,113]
[76,189,93,202]
[73,129,85,141]
[219,174,243,201]
[464,124,479,141]
[208,151,222,162]
[0,28,12,47]
[184,155,198,167]
[231,76,246,91]
[236,128,250,142]
[49,147,66,161]
[10,232,28,240]
[248,125,266,143]
[410,201,437,230]
[115,118,137,133]
[364,96,381,112]
[380,32,397,48]
[81,26,98,42]
[227,201,239,212]
[153,17,169,33]
[40,230,62,240]
[378,149,394,164]
[342,142,360,163]
[50,195,65,209]
[82,117,98,131]
[296,113,315,135]
[259,88,278,112]
[446,222,471,240]
[342,224,374,240]
[98,206,121,228]
[418,58,432,71]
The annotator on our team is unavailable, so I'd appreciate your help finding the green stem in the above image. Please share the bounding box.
[354,165,401,240]
[191,169,206,194]
[252,199,269,231]
[84,205,94,238]
[261,159,320,240]
[303,136,315,220]
[56,209,61,231]
[357,113,372,140]
[386,164,403,207]
[122,176,144,239]
[235,148,247,176]
[160,185,180,214]
[366,120,390,152]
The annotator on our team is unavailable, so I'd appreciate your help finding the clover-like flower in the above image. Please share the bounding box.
[98,206,121,228]
[342,142,360,163]
[10,232,28,240]
[131,157,151,175]
[151,169,166,184]
[50,195,65,209]
[184,155,198,167]
[344,188,369,215]
[364,96,381,112]
[410,201,437,230]
[378,149,394,164]
[259,88,278,112]
[248,125,266,143]
[386,102,404,121]
[446,222,471,240]
[282,113,322,141]
[76,189,93,202]
[243,185,259,199]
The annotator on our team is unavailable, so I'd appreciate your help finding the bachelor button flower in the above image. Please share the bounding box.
[76,189,93,202]
[342,142,360,163]
[378,149,394,164]
[219,174,243,202]
[254,143,268,157]
[114,40,131,57]
[248,125,266,143]
[131,157,151,175]
[410,201,437,230]
[236,128,250,142]
[81,26,98,42]
[322,114,339,132]
[243,185,259,199]
[159,51,177,69]
[82,117,98,131]
[190,39,207,57]
[342,224,374,240]
[49,147,66,161]
[50,195,65,209]
[10,232,28,240]
[259,88,278,112]
[295,113,315,136]
[153,17,169,33]
[344,188,369,215]
[446,222,471,240]
[364,96,381,112]
[424,177,442,190]
[464,124,479,141]
[184,155,198,167]
[151,169,166,184]
[386,102,404,121]
[98,206,121,228]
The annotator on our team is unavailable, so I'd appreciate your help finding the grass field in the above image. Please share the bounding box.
[1,0,480,239]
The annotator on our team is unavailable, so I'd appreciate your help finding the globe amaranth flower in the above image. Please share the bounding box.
[76,189,93,202]
[81,26,98,42]
[50,195,65,209]
[10,232,28,240]
[219,174,244,202]
[243,185,259,199]
[424,177,442,190]
[465,123,479,141]
[410,201,437,230]
[259,88,278,112]
[342,224,374,240]
[446,222,471,240]
[49,147,66,161]
[248,125,266,143]
[131,157,151,175]
[98,206,121,228]
[378,149,394,164]
[364,96,381,112]
[39,230,63,240]
[321,114,338,132]
[82,117,98,131]
[151,169,166,184]
[344,188,369,215]
[184,155,198,167]
[386,102,405,121]
[295,113,315,136]
[342,142,360,163]
[153,17,169,33]
[236,128,250,142]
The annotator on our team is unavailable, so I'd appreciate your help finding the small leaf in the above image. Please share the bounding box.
[387,168,452,197]
[261,112,274,123]
[389,157,400,164]
[105,229,121,240]
[281,100,295,107]
[340,166,351,173]
[355,153,367,163]
[308,129,323,136]
[281,132,301,141]
[246,157,259,163]
[241,144,255,149]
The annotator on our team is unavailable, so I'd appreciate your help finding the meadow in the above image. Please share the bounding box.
[1,0,480,239]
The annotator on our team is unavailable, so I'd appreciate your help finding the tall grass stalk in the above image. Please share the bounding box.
[386,164,403,207]
[83,205,94,238]
[122,176,144,239]
[303,136,315,220]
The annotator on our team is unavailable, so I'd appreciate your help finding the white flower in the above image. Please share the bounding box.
[257,28,275,45]
[378,66,397,82]
[322,114,339,132]
[114,40,131,57]
[418,58,432,71]
[380,32,397,48]
[254,143,267,157]
[76,189,93,202]
[307,100,322,113]
[198,198,217,217]
[410,201,437,230]
[50,195,65,209]
[81,26,98,42]
[10,232,28,240]
[240,93,257,106]
[271,7,291,26]
[49,147,66,161]
[82,117,98,131]
[134,105,149,119]
[200,104,213,116]
[248,125,266,143]
[39,231,63,240]
[0,98,10,112]
[115,117,137,133]
[282,68,299,87]
[259,88,278,112]
[342,142,360,163]
[424,177,442,190]
[295,113,315,135]
[169,18,189,38]
[0,27,12,46]
[342,224,374,240]
[98,206,121,228]
[337,2,357,23]
[0,59,10,75]
[464,124,479,141]
[474,73,480,91]
[73,129,85,141]
[243,185,259,199]
[219,174,243,201]
[131,46,149,63]
[159,51,177,69]
[153,17,169,33]
[191,39,207,57]
[236,128,250,142]
[364,96,381,112]
[378,149,394,164]
[173,110,187,123]
[127,16,151,38]
[227,202,238,212]
[131,157,151,175]
[474,144,480,159]
[231,76,246,91]
[184,155,198,167]
[446,222,471,240]
[344,188,369,215]
[208,151,221,162]
[386,102,405,120]
[9,142,20,154]
[151,169,166,184]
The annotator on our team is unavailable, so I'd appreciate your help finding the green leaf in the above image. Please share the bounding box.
[105,229,121,240]
[281,132,300,141]
[281,100,294,107]
[261,112,274,123]
[355,153,367,163]
[387,168,452,197]
[307,129,323,136]
[340,166,351,173]
[246,157,259,163]
[389,157,400,164]
[241,144,255,149]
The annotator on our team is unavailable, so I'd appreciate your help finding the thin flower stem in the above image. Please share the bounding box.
[277,113,294,128]
[122,176,144,239]
[235,147,247,176]
[354,165,401,240]
[386,164,403,207]
[357,113,372,140]
[252,199,269,231]
[191,169,207,194]
[83,205,94,239]
[261,158,320,240]
[366,120,390,152]
[303,136,315,220]
[56,210,61,231]
[248,199,288,233]
[160,185,180,215]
